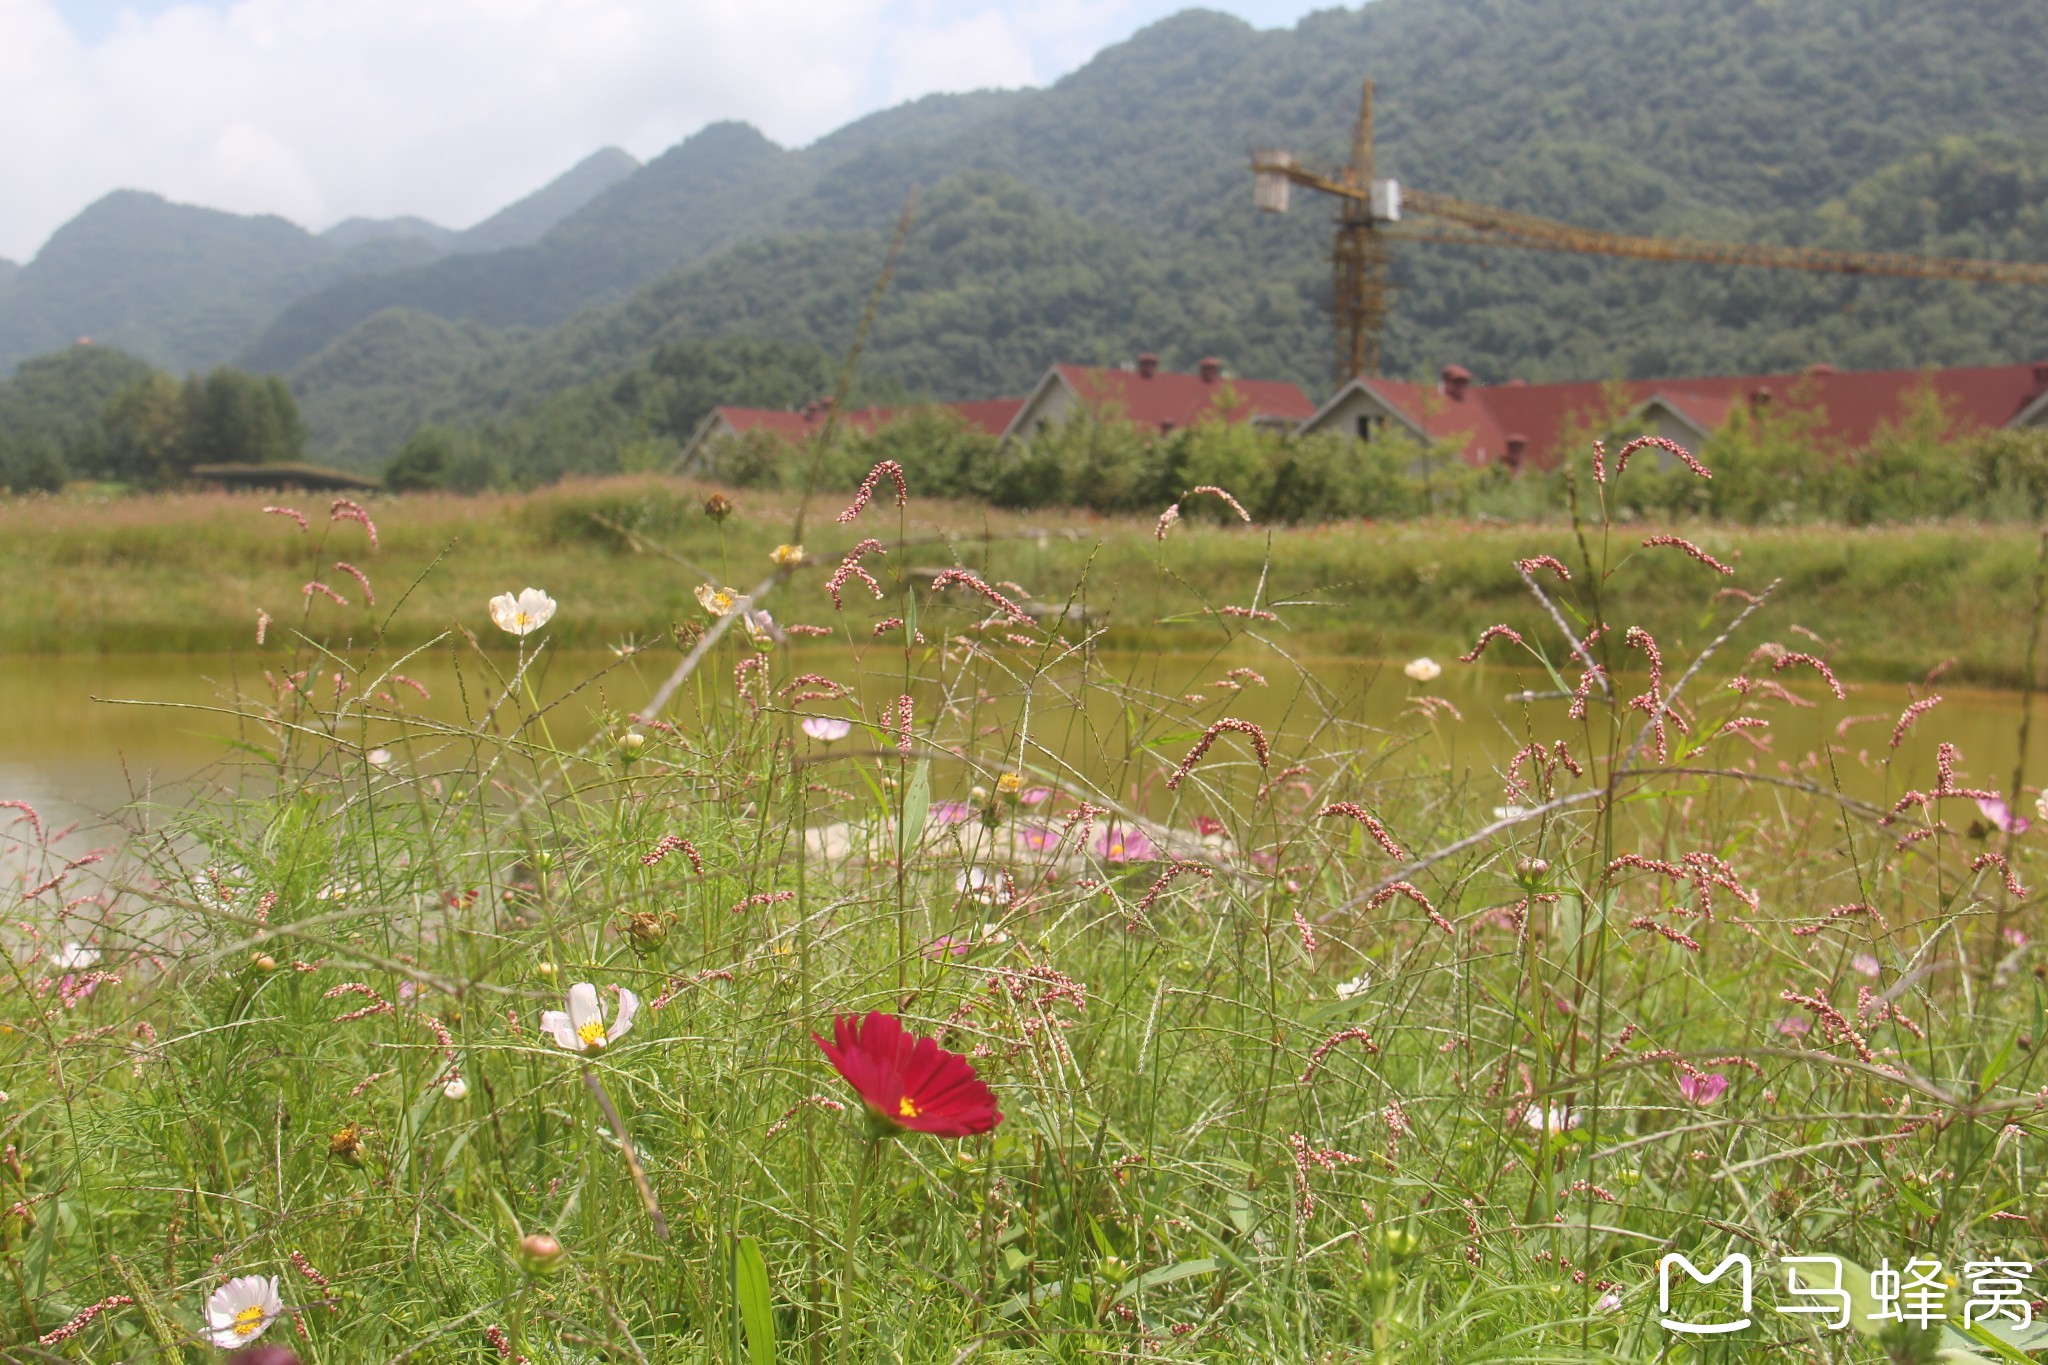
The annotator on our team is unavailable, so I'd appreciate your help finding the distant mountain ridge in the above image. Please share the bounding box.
[7,0,2048,473]
[0,146,641,374]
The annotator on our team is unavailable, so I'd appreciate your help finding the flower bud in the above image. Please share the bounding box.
[702,492,735,522]
[1513,856,1550,885]
[443,1076,469,1101]
[621,911,669,956]
[251,953,278,972]
[519,1232,564,1274]
[616,731,646,762]
[534,961,557,979]
[1374,1225,1423,1261]
[328,1123,366,1168]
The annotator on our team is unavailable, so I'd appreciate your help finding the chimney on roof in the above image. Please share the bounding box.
[1505,377,1527,387]
[1805,362,1837,376]
[1440,364,1472,401]
[2032,361,2048,390]
[1198,357,1222,384]
[1136,353,1159,379]
[1749,386,1773,413]
[1504,433,1528,467]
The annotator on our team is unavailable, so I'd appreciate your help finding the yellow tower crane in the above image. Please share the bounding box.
[1254,81,2048,383]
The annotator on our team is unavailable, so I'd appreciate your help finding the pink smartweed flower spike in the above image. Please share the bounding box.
[329,497,379,547]
[1640,535,1735,575]
[1610,435,1712,481]
[334,562,374,606]
[1300,1027,1380,1084]
[302,581,348,607]
[1316,803,1408,860]
[1516,554,1571,580]
[838,459,909,523]
[37,1295,136,1347]
[1459,624,1528,663]
[1367,881,1454,935]
[263,505,309,532]
[1890,695,1942,749]
[1187,485,1251,521]
[1773,652,1845,700]
[1155,503,1181,540]
[929,570,1031,624]
[1166,718,1271,791]
[827,539,887,607]
[640,834,704,874]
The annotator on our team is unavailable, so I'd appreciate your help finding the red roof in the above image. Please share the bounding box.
[1045,364,1316,434]
[1349,361,2048,469]
[712,397,1023,442]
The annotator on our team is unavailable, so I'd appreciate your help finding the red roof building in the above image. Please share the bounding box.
[1302,360,2048,469]
[679,395,1023,468]
[999,354,1317,443]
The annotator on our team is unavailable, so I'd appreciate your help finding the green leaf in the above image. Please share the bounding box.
[898,758,931,860]
[1110,1258,1220,1304]
[734,1233,775,1365]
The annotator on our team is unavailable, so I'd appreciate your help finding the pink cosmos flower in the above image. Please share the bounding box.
[1678,1072,1729,1105]
[1977,795,2031,835]
[1019,786,1054,806]
[1093,824,1158,864]
[1019,822,1059,851]
[930,801,976,826]
[801,717,852,742]
[1776,1016,1811,1037]
[1851,953,1881,978]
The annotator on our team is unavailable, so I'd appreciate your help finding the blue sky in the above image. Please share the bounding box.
[5,0,1344,261]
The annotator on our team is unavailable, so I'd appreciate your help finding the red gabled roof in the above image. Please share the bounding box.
[1355,362,2048,469]
[1051,364,1316,432]
[711,397,1023,442]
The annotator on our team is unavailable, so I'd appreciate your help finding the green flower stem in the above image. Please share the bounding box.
[839,1133,883,1362]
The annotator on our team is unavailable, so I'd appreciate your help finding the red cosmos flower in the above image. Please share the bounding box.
[814,1011,1002,1138]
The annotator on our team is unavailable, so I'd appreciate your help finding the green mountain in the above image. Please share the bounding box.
[454,146,642,254]
[2,148,642,377]
[13,0,2048,477]
[0,192,449,375]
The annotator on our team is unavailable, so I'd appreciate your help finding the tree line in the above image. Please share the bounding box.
[0,346,306,492]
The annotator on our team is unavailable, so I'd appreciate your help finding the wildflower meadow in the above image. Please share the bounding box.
[8,438,2048,1363]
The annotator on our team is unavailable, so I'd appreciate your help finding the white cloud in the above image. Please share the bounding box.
[1,0,1328,262]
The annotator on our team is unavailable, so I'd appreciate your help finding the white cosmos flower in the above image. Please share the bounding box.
[489,587,557,636]
[1522,1104,1581,1136]
[956,866,1009,905]
[366,748,392,767]
[541,982,639,1053]
[1334,973,1369,1001]
[54,942,100,971]
[1404,656,1442,682]
[801,717,852,742]
[205,1274,284,1348]
[443,1075,469,1101]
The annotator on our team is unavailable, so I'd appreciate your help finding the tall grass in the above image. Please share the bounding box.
[5,447,2048,1362]
[3,478,2046,685]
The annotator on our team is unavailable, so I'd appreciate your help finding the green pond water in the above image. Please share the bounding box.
[2,644,2042,881]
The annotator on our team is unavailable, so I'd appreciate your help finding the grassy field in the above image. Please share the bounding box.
[6,462,2048,1361]
[3,476,2046,685]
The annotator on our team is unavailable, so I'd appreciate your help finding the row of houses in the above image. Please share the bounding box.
[680,352,2048,471]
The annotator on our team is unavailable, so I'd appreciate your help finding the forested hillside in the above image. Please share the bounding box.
[7,0,2048,475]
[0,149,639,375]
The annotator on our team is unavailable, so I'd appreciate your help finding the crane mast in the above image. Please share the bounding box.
[1252,83,2048,383]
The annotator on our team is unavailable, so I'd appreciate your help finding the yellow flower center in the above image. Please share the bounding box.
[1109,843,1125,857]
[898,1095,920,1119]
[513,612,531,628]
[576,1020,607,1047]
[233,1306,266,1337]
